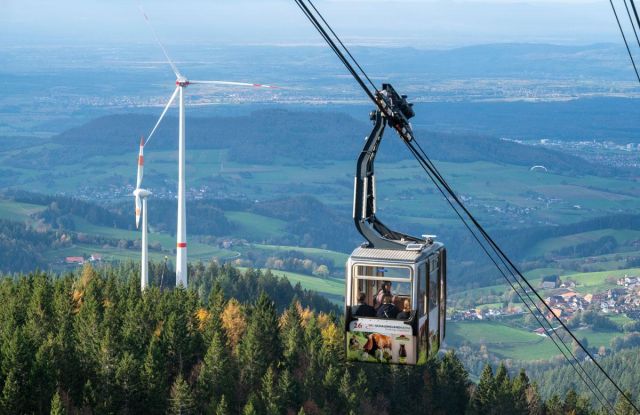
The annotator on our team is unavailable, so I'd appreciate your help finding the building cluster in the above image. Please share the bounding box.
[542,274,640,322]
[450,305,524,321]
[450,274,640,324]
[63,253,102,266]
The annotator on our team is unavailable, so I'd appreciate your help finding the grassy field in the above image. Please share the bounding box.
[529,229,640,257]
[446,321,560,360]
[237,267,344,303]
[248,243,349,268]
[225,211,287,239]
[561,267,640,294]
[0,199,44,223]
[446,321,624,361]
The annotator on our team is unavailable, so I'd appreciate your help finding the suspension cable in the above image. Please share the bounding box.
[623,0,640,49]
[292,0,640,410]
[404,140,616,411]
[293,0,377,103]
[630,0,640,33]
[305,0,378,92]
[610,0,640,83]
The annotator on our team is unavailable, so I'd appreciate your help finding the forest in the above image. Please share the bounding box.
[0,263,637,414]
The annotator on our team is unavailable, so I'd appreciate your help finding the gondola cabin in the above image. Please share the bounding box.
[345,243,446,365]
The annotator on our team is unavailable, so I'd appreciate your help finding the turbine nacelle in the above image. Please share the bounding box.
[176,77,190,87]
[133,188,152,229]
[133,188,152,199]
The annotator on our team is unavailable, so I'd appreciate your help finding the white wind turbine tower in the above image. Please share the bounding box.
[133,137,152,290]
[139,6,277,288]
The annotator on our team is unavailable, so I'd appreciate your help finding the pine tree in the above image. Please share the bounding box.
[281,300,304,371]
[436,351,470,414]
[115,351,142,414]
[169,374,196,415]
[339,369,357,415]
[564,389,578,414]
[260,366,281,415]
[278,367,298,413]
[614,390,636,415]
[50,390,67,415]
[215,395,230,415]
[239,292,281,391]
[511,369,530,415]
[494,362,515,413]
[196,328,234,413]
[205,282,226,345]
[545,394,564,415]
[242,397,259,415]
[141,336,167,414]
[0,326,32,414]
[469,364,496,414]
[525,383,543,415]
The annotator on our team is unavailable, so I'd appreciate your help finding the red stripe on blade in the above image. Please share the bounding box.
[177,242,187,248]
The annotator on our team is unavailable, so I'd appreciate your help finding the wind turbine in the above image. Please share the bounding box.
[133,137,152,290]
[138,6,277,288]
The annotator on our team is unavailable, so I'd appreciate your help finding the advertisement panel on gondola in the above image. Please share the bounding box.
[346,318,415,364]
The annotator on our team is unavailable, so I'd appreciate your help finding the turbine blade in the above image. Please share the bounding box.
[189,80,279,89]
[145,85,179,146]
[136,136,145,189]
[135,194,142,229]
[138,4,182,79]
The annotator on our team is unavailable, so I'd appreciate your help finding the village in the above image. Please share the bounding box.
[450,273,640,332]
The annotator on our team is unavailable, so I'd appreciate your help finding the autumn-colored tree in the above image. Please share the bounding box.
[221,299,246,352]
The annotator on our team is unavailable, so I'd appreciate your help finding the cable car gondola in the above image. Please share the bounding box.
[345,85,446,365]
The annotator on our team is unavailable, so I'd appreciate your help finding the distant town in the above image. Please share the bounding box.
[451,273,640,332]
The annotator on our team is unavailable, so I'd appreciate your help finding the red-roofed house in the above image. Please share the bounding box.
[65,257,84,265]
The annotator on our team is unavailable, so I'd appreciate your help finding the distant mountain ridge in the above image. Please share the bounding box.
[45,110,618,176]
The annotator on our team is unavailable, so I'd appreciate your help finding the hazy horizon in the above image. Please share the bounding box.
[1,0,626,48]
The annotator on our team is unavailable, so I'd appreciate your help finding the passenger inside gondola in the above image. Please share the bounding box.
[376,294,399,318]
[397,299,411,320]
[353,292,376,317]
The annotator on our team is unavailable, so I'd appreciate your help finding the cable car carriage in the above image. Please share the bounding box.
[345,85,446,365]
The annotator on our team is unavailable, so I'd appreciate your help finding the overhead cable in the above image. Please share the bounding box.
[292,0,640,411]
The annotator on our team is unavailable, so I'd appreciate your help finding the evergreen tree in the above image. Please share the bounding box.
[511,369,530,415]
[469,364,496,414]
[281,300,304,371]
[115,351,142,414]
[141,336,167,414]
[260,366,281,415]
[241,397,259,415]
[169,374,196,415]
[494,362,516,413]
[278,367,298,413]
[525,382,543,415]
[436,351,470,414]
[564,389,578,414]
[50,390,66,415]
[545,394,564,415]
[0,326,32,414]
[614,391,636,415]
[196,328,234,413]
[239,292,281,391]
[215,395,230,415]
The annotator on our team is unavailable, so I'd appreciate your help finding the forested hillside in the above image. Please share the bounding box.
[0,264,636,414]
[39,110,614,176]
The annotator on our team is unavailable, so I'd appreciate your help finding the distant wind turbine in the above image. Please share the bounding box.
[133,137,152,290]
[138,5,277,288]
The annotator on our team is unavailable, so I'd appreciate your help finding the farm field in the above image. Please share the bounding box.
[247,243,349,268]
[225,211,287,239]
[446,321,624,361]
[237,267,344,304]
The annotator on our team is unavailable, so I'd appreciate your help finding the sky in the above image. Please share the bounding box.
[0,0,624,48]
